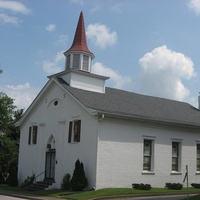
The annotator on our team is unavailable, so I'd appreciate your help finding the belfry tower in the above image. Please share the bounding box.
[64,11,94,72]
[61,12,109,93]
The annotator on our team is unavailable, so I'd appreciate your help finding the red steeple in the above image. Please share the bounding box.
[66,11,93,56]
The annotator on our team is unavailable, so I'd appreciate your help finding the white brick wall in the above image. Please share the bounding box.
[96,118,200,189]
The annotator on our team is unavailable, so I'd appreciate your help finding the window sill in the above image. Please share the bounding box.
[171,172,182,175]
[196,172,200,175]
[69,142,80,144]
[142,171,155,175]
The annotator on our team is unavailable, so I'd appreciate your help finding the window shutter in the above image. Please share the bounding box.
[33,126,38,144]
[77,120,81,142]
[82,55,89,71]
[68,121,72,143]
[72,54,80,69]
[28,127,31,145]
[66,55,70,69]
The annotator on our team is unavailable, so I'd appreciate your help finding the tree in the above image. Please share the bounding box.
[0,92,23,185]
[70,159,88,191]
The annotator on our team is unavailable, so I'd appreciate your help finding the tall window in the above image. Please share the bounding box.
[28,126,38,145]
[172,142,181,171]
[197,144,200,172]
[143,139,153,171]
[68,120,81,143]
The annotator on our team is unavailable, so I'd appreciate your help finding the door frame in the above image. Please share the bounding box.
[45,149,56,180]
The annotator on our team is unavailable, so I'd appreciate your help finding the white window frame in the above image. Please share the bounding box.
[171,141,181,173]
[68,120,81,143]
[197,143,200,172]
[28,125,38,145]
[143,139,154,172]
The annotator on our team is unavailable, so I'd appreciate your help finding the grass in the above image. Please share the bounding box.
[58,188,200,200]
[1,184,200,200]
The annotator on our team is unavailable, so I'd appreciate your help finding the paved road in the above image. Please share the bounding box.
[120,194,196,200]
[0,195,27,200]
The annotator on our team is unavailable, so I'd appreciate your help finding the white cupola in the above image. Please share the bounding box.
[55,11,109,93]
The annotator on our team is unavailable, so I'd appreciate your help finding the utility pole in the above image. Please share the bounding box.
[183,165,189,200]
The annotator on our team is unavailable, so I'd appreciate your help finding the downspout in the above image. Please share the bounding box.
[94,113,105,190]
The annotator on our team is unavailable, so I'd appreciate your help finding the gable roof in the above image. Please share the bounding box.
[57,76,200,128]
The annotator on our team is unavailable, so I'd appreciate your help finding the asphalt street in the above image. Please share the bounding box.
[0,195,27,200]
[114,194,197,200]
[0,193,198,200]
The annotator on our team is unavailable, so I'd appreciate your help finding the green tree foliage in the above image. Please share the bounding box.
[70,159,88,191]
[0,92,23,185]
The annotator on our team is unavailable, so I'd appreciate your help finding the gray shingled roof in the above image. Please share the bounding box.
[57,77,200,127]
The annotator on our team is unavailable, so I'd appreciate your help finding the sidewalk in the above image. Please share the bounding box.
[0,189,60,200]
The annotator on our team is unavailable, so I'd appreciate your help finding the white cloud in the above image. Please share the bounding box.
[0,0,31,25]
[7,82,30,90]
[0,13,19,24]
[86,23,117,49]
[41,51,64,75]
[188,0,200,15]
[0,0,31,14]
[92,62,131,89]
[137,45,195,101]
[0,83,39,110]
[46,24,56,32]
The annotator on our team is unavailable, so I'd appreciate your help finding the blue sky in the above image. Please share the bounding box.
[1,0,200,110]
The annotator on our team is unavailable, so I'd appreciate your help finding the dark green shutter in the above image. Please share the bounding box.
[68,121,72,143]
[28,127,31,145]
[77,120,81,142]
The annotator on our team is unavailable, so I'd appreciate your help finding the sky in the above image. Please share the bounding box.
[1,0,200,110]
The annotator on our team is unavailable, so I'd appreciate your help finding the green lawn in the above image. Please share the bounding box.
[1,185,200,200]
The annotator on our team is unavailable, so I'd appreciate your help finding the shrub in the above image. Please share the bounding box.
[21,173,35,188]
[165,183,183,190]
[61,173,71,190]
[70,159,88,191]
[191,183,200,188]
[7,169,18,186]
[132,183,151,190]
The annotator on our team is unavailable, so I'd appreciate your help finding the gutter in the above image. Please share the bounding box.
[95,111,200,130]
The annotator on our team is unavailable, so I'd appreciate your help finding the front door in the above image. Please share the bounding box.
[45,149,56,180]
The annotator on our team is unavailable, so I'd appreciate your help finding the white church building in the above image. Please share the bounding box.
[17,12,200,190]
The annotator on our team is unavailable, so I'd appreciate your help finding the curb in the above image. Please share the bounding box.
[0,190,59,200]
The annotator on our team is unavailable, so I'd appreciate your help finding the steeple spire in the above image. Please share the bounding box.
[64,12,94,72]
[67,11,93,55]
